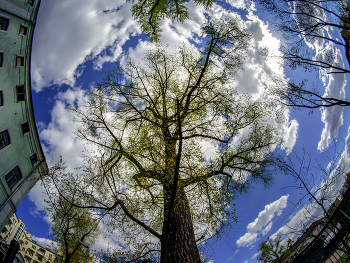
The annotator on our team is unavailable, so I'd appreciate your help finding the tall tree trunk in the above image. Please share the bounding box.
[161,187,201,263]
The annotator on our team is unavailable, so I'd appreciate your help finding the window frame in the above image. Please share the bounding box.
[0,15,9,32]
[20,122,30,136]
[16,85,25,102]
[0,129,11,151]
[18,24,28,36]
[0,51,3,68]
[25,0,36,7]
[4,165,23,189]
[29,153,38,166]
[15,55,25,68]
[0,89,4,108]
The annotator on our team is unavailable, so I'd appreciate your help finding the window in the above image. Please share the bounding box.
[5,166,22,189]
[0,130,10,150]
[0,90,3,107]
[14,223,25,240]
[48,255,52,259]
[21,122,30,134]
[19,25,28,36]
[29,153,38,165]
[31,245,36,250]
[16,55,24,67]
[28,251,33,256]
[0,17,9,31]
[25,241,28,245]
[25,258,31,263]
[17,85,25,101]
[0,52,3,68]
[26,0,35,7]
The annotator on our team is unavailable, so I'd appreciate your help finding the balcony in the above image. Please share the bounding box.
[27,247,35,253]
[37,250,45,256]
[2,225,9,232]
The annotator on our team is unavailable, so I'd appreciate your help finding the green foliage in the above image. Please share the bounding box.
[45,160,99,263]
[128,0,214,41]
[342,173,350,193]
[257,236,293,263]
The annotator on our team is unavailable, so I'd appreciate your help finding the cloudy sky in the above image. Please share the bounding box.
[14,0,350,262]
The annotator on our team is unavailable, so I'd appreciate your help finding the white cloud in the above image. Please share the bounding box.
[318,70,346,152]
[227,249,239,261]
[237,232,258,248]
[236,195,289,247]
[262,222,273,236]
[32,0,141,91]
[281,120,298,155]
[32,236,58,250]
[251,252,260,259]
[39,88,96,168]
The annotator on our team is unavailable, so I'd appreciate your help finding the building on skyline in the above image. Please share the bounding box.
[0,0,47,232]
[0,213,63,263]
[0,213,97,263]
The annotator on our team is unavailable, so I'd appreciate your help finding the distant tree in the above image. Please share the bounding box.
[257,0,350,109]
[127,0,214,41]
[340,172,350,193]
[257,236,293,263]
[49,18,284,262]
[45,162,100,263]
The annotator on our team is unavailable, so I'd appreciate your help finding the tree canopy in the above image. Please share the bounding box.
[45,162,100,263]
[128,0,214,41]
[257,236,293,263]
[50,18,284,262]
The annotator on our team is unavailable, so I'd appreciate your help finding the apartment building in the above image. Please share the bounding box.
[0,213,63,263]
[0,0,48,231]
[0,213,98,263]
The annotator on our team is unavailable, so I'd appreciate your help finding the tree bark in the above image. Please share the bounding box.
[161,187,201,263]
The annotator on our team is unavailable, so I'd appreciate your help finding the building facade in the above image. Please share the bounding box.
[0,213,63,263]
[0,0,47,232]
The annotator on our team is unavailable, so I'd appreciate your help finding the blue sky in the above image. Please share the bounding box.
[14,0,350,262]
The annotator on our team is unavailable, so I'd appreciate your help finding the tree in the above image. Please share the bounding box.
[52,18,283,262]
[44,162,100,263]
[257,0,350,109]
[257,236,293,263]
[127,0,214,41]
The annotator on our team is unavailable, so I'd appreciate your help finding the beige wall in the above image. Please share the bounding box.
[19,230,62,263]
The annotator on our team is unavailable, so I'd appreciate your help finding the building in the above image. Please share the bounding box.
[0,213,97,263]
[0,213,63,263]
[0,0,47,232]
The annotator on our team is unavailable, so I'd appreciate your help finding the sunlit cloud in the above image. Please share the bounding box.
[236,195,289,247]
